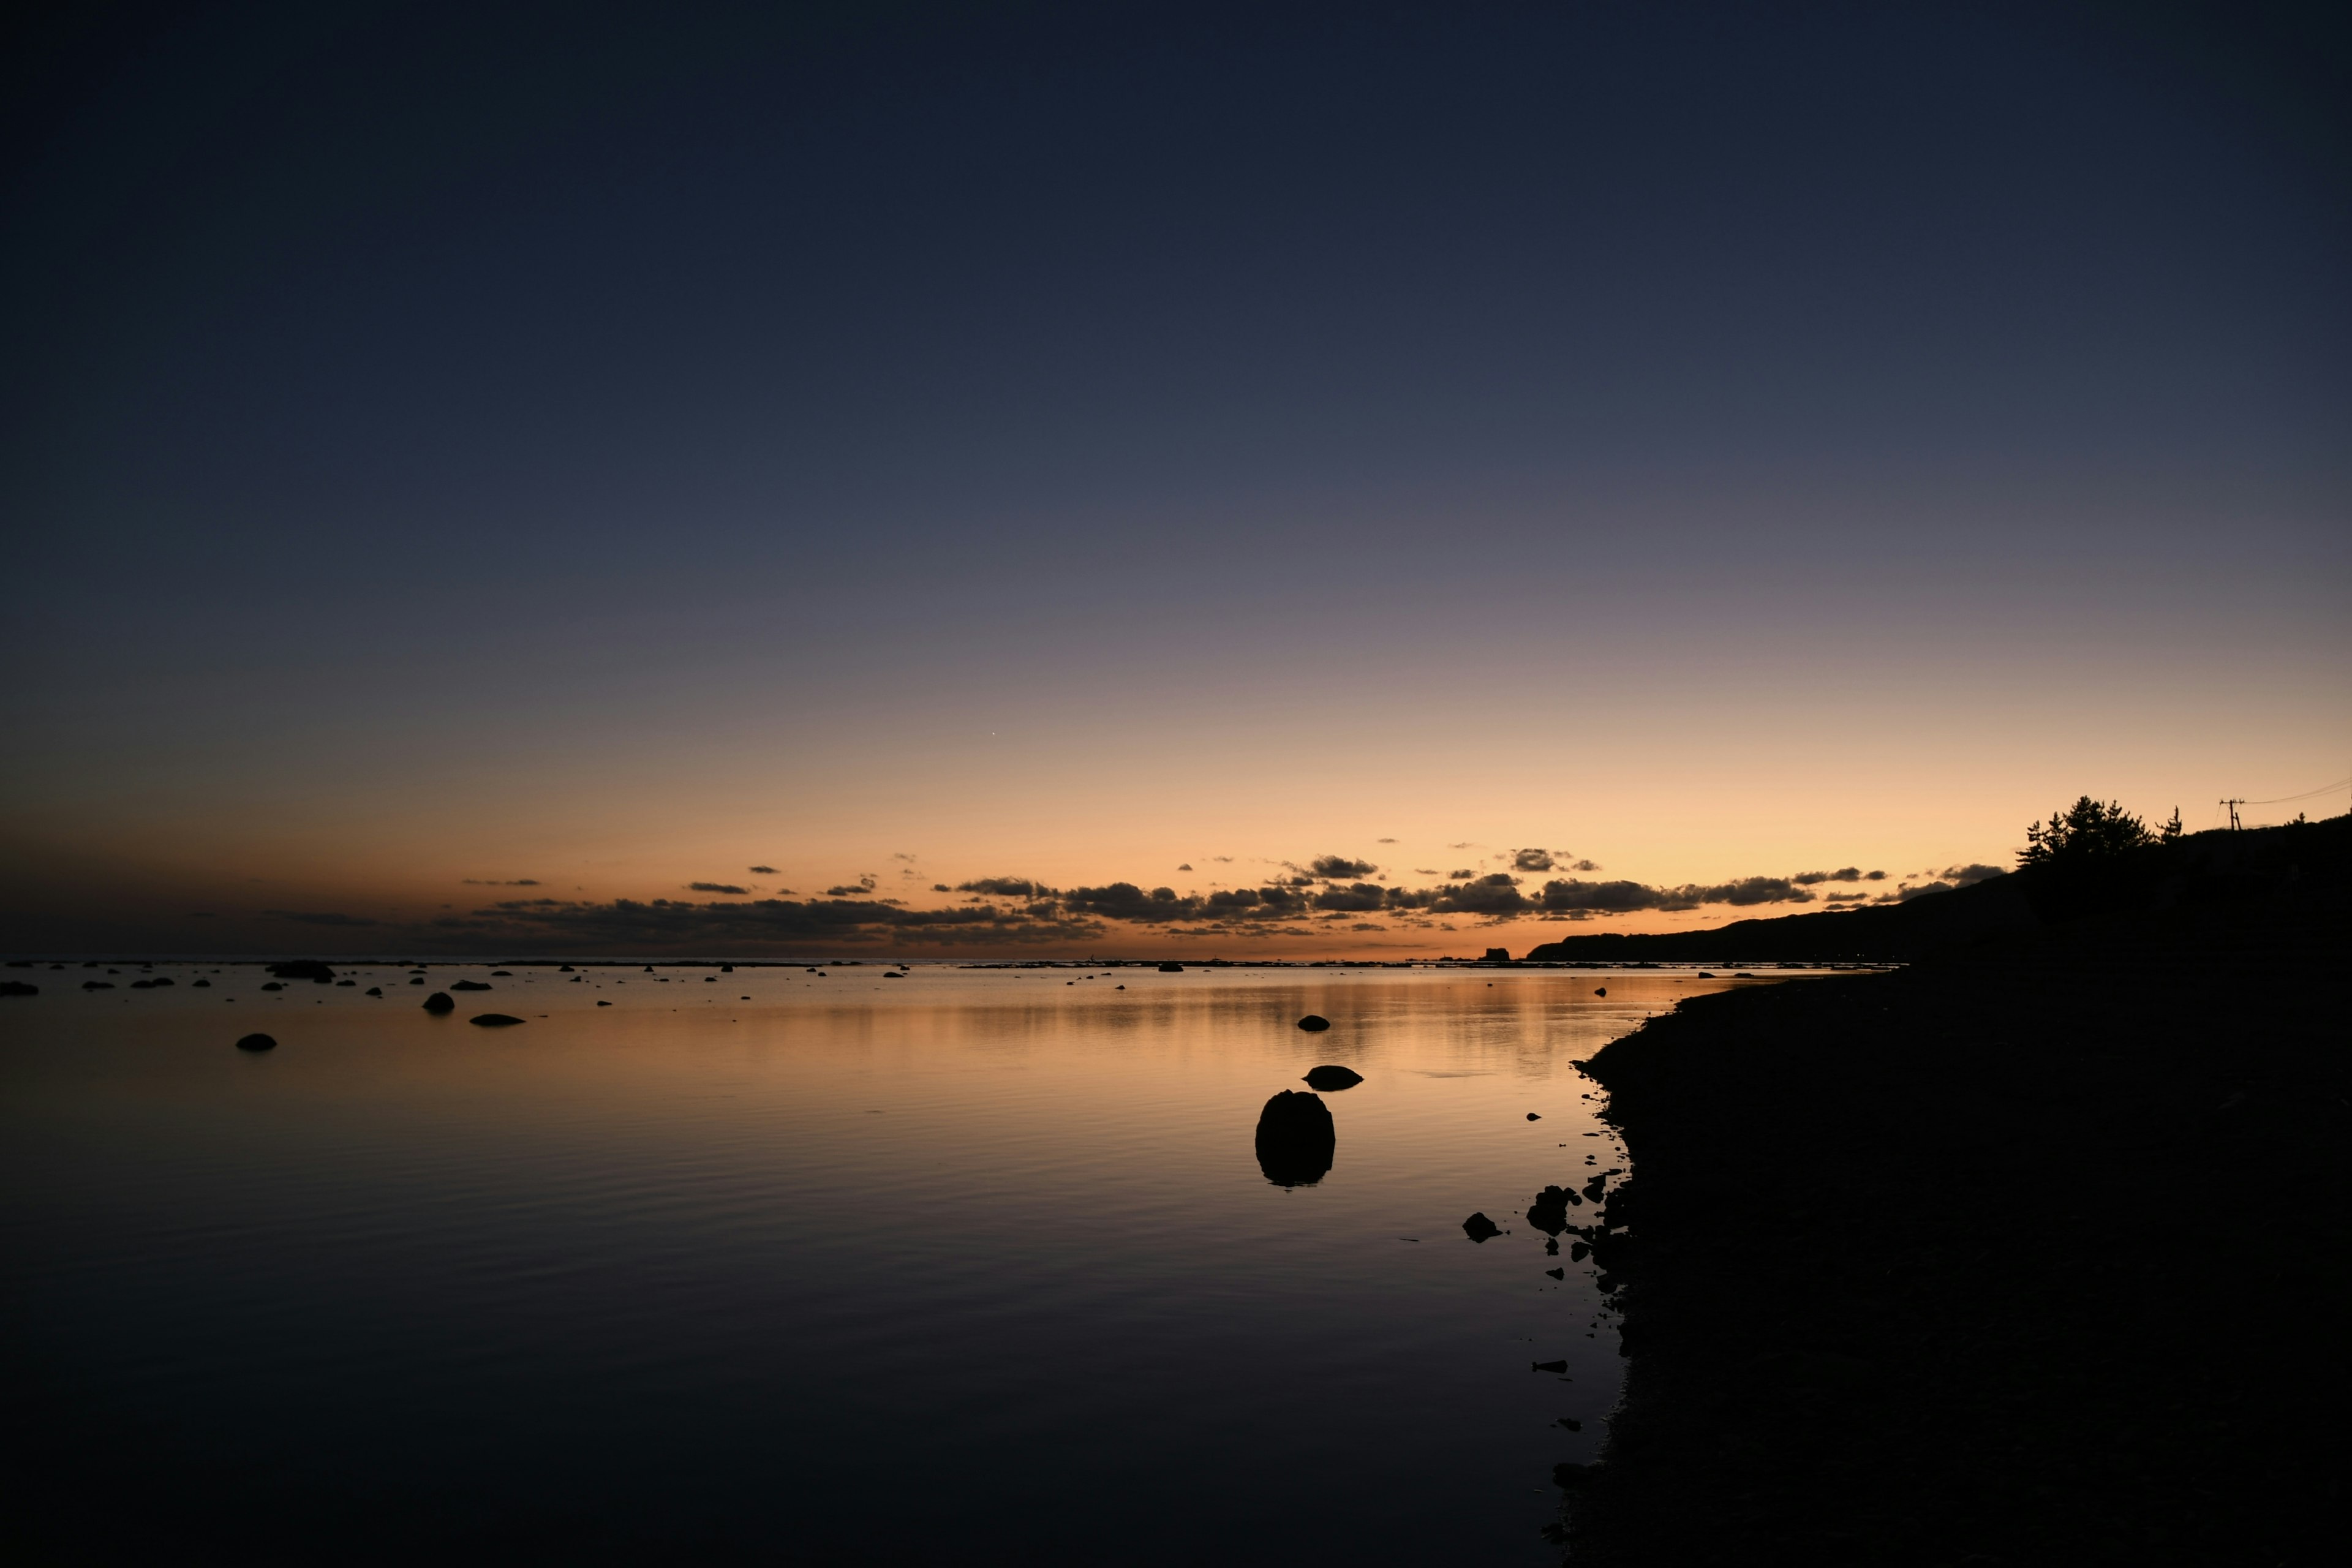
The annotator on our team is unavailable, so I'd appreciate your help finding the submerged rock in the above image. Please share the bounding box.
[422,992,456,1013]
[259,981,284,992]
[1593,987,1607,996]
[596,1000,612,1006]
[469,1014,525,1027]
[450,980,492,992]
[364,987,383,997]
[1302,1064,1362,1090]
[1,981,37,997]
[83,981,116,990]
[1254,1090,1336,1187]
[1159,962,1183,972]
[235,1033,277,1052]
[1463,1212,1503,1242]
[1296,1014,1332,1031]
[268,960,336,982]
[1531,1359,1568,1373]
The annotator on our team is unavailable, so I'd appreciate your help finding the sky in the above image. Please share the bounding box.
[4,0,2347,958]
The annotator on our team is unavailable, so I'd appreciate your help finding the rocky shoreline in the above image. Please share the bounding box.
[1562,819,2350,1565]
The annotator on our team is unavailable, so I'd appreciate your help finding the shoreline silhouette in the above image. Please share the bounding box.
[1556,815,2350,1564]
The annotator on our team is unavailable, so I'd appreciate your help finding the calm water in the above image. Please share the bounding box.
[1,963,1771,1563]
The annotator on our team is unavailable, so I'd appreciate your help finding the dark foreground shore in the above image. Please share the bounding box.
[1567,820,2350,1566]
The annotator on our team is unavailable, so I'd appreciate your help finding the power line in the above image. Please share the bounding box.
[2238,776,2351,807]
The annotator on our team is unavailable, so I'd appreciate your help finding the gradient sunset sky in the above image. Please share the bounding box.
[4,1,2346,957]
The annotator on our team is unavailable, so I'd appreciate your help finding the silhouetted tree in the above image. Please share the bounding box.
[2159,807,2183,843]
[2017,797,2154,868]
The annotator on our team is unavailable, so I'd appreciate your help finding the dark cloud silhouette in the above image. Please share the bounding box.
[1895,881,1956,902]
[1447,868,1476,880]
[1535,879,1675,913]
[263,910,380,927]
[474,894,1091,948]
[1313,881,1387,912]
[1177,862,1193,871]
[1376,837,1398,844]
[930,883,951,892]
[690,882,750,895]
[1791,867,1861,885]
[1308,854,1379,879]
[824,884,871,897]
[1512,848,1556,872]
[1531,875,1815,914]
[1943,863,2005,886]
[1569,859,1600,872]
[1061,883,1200,922]
[462,878,541,886]
[958,876,1050,897]
[1391,873,1526,914]
[748,865,778,875]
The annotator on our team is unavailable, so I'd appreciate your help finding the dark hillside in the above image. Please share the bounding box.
[1524,821,2326,963]
[1562,815,2351,1565]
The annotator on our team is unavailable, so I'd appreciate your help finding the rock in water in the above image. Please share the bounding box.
[596,1000,612,1006]
[1296,1014,1332,1032]
[1593,986,1606,996]
[268,960,336,982]
[1302,1064,1362,1090]
[1,981,37,997]
[1254,1090,1336,1187]
[1526,1185,1575,1235]
[1527,1112,1542,1121]
[364,987,382,997]
[1158,962,1183,972]
[422,992,456,1013]
[235,1033,277,1052]
[469,1014,525,1027]
[1463,1212,1502,1242]
[450,979,492,992]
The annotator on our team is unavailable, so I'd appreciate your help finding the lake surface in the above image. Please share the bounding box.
[0,962,1774,1563]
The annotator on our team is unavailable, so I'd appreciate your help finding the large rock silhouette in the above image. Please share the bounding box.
[1302,1064,1363,1091]
[1254,1090,1335,1187]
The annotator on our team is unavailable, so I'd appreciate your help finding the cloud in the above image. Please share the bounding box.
[467,894,1096,948]
[1568,859,1600,872]
[748,865,778,875]
[1312,881,1388,913]
[958,877,1051,897]
[1376,837,1398,844]
[1512,848,1556,872]
[1790,867,1861,886]
[824,884,872,897]
[1447,842,1476,850]
[1894,881,1956,902]
[1529,875,1816,914]
[930,883,951,892]
[1447,868,1476,880]
[1210,856,1233,863]
[1061,883,1200,922]
[690,882,750,895]
[1177,862,1193,871]
[1942,863,2005,886]
[1308,854,1379,880]
[1863,870,1887,881]
[263,910,380,927]
[891,852,916,862]
[462,878,541,886]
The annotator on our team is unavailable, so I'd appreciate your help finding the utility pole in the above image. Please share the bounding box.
[2220,798,2244,831]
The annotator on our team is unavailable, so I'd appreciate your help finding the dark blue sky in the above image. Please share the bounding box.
[4,1,2347,954]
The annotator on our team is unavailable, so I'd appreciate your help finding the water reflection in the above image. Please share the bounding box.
[1254,1089,1336,1186]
